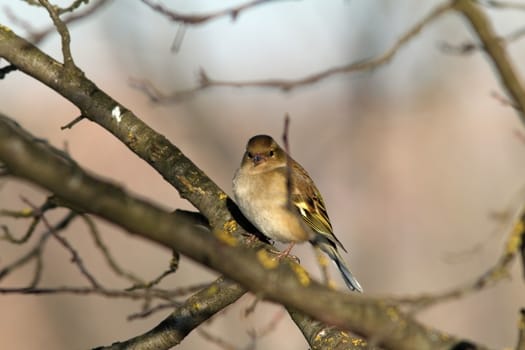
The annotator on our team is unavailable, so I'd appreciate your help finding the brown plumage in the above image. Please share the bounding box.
[233,135,362,292]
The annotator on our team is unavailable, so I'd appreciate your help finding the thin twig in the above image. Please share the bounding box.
[394,203,525,310]
[1,196,60,243]
[0,286,174,300]
[0,211,76,281]
[249,309,286,338]
[0,64,18,79]
[455,0,525,122]
[141,0,286,25]
[127,300,181,320]
[198,328,239,350]
[491,90,521,110]
[439,25,525,57]
[171,24,186,53]
[60,115,85,130]
[477,0,525,10]
[132,1,454,102]
[56,0,91,15]
[282,114,293,210]
[6,0,110,44]
[37,0,76,68]
[21,197,101,288]
[517,309,525,350]
[81,215,144,285]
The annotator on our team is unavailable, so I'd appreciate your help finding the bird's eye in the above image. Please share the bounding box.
[247,152,253,159]
[269,150,275,157]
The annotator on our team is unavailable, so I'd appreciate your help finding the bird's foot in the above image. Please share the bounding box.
[271,243,300,263]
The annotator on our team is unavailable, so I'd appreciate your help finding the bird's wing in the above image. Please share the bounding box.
[289,161,347,252]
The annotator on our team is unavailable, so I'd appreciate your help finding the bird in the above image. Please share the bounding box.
[232,134,362,292]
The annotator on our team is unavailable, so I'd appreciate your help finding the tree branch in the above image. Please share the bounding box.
[140,0,287,25]
[454,0,525,123]
[131,1,454,102]
[0,113,491,350]
[0,26,233,230]
[288,307,373,350]
[518,308,525,350]
[95,277,246,350]
[0,25,343,347]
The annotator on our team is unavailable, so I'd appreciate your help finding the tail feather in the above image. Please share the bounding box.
[316,241,363,293]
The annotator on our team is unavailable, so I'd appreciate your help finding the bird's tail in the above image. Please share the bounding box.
[316,241,363,293]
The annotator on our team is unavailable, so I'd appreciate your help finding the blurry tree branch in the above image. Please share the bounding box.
[518,309,525,350]
[95,277,246,350]
[454,0,525,122]
[0,112,490,349]
[131,1,454,102]
[133,0,525,131]
[0,22,234,230]
[516,308,525,350]
[0,18,350,347]
[392,207,524,310]
[477,0,525,10]
[5,0,110,44]
[1,0,524,349]
[140,0,287,25]
[439,25,525,58]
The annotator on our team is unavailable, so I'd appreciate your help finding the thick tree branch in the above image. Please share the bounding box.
[0,25,344,347]
[95,277,246,350]
[288,307,372,350]
[0,113,490,350]
[0,9,514,347]
[0,26,232,230]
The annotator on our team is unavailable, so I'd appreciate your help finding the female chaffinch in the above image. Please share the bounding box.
[233,135,362,292]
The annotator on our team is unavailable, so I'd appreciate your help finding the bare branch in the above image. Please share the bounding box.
[0,11,513,347]
[140,0,288,25]
[80,214,144,285]
[6,0,110,44]
[126,251,180,291]
[95,277,246,350]
[477,0,525,10]
[394,203,524,310]
[197,328,238,350]
[1,195,62,244]
[133,1,454,102]
[56,0,91,15]
[454,0,525,123]
[282,114,293,211]
[439,25,525,59]
[60,115,85,129]
[0,113,492,350]
[0,211,76,282]
[37,0,76,68]
[127,301,180,321]
[0,285,178,301]
[518,309,525,350]
[0,26,236,231]
[21,196,101,288]
[0,63,18,79]
[288,307,372,350]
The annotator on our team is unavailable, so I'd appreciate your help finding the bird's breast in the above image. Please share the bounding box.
[232,169,312,243]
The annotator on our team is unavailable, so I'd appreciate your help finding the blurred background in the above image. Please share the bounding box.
[1,0,525,349]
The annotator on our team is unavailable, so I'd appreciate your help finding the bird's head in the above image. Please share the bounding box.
[241,135,287,171]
